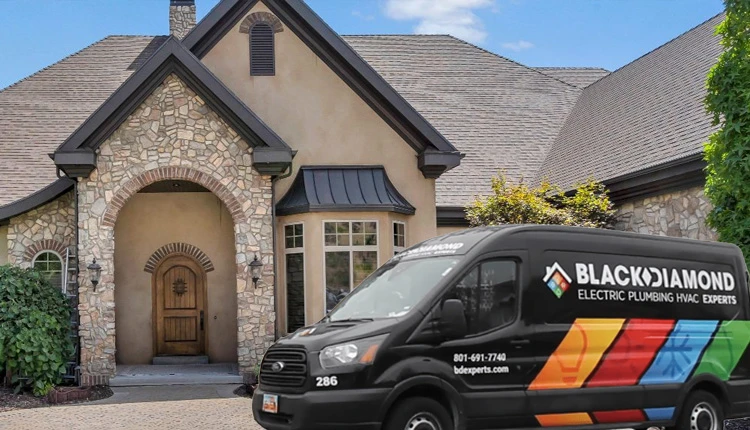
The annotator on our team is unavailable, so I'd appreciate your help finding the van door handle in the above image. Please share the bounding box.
[510,339,530,347]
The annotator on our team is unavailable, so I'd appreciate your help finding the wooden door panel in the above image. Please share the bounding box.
[154,255,206,356]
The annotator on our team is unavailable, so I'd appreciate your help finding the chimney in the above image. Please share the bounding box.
[169,0,196,40]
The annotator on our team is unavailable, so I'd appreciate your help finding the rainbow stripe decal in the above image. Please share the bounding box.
[529,318,750,427]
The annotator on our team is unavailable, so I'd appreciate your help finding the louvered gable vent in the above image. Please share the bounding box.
[250,23,275,76]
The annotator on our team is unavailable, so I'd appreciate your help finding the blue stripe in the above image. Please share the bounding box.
[639,320,718,385]
[644,407,675,421]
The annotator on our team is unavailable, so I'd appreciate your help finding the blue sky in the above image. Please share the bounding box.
[0,0,725,90]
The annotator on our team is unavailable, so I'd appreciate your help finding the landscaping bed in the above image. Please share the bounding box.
[0,385,112,412]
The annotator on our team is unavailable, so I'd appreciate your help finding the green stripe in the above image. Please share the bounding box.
[693,320,750,381]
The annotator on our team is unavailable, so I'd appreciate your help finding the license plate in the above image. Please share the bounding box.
[262,394,279,414]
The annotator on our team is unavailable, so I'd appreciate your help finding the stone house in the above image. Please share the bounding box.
[0,0,723,385]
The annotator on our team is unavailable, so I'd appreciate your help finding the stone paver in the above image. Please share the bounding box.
[0,385,263,430]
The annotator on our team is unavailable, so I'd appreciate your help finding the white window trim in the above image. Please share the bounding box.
[393,221,406,255]
[283,222,307,332]
[322,220,380,315]
[31,250,64,292]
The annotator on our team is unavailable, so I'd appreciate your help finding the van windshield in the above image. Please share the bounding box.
[325,256,461,322]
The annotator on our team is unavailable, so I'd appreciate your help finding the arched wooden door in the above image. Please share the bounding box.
[153,255,206,356]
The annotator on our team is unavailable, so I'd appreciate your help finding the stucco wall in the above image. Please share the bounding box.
[6,191,75,267]
[202,1,437,247]
[0,225,8,266]
[615,185,717,241]
[114,192,237,364]
[76,73,275,385]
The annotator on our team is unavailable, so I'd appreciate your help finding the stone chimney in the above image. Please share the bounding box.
[169,0,196,40]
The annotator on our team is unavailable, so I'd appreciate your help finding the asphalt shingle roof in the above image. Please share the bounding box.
[535,14,724,191]
[534,67,610,88]
[0,35,167,207]
[343,35,581,206]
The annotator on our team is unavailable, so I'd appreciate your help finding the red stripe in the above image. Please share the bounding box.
[586,319,674,387]
[593,409,646,424]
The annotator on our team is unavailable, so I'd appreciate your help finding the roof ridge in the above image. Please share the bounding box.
[535,66,609,71]
[439,35,580,90]
[584,11,724,90]
[341,34,454,37]
[0,35,114,94]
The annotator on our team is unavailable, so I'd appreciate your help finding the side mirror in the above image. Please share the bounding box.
[440,299,467,339]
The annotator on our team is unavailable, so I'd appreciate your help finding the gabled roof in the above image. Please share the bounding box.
[54,35,293,178]
[343,35,582,206]
[534,67,610,88]
[181,0,463,178]
[276,166,415,216]
[536,13,724,197]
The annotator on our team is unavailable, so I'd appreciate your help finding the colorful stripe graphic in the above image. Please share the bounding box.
[639,320,718,385]
[592,409,645,424]
[536,413,593,427]
[644,407,675,421]
[693,320,750,381]
[586,318,675,387]
[529,319,624,390]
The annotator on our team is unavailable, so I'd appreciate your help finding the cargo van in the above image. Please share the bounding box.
[252,225,750,430]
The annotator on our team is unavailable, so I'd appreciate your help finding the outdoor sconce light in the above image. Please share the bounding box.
[87,258,102,290]
[250,254,263,288]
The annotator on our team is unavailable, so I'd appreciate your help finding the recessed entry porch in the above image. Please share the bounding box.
[109,363,242,387]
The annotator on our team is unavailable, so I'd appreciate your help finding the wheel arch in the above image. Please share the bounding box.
[676,374,731,417]
[379,375,465,430]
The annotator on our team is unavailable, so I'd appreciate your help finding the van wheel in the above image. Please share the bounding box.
[669,390,724,430]
[384,397,452,430]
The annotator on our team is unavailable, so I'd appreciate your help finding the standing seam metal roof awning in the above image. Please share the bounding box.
[276,166,416,216]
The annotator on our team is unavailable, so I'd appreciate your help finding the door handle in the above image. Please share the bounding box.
[200,311,204,331]
[510,339,530,347]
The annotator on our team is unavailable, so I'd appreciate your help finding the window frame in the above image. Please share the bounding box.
[249,22,275,76]
[31,250,65,292]
[322,219,380,315]
[393,221,406,255]
[283,222,306,332]
[442,256,521,338]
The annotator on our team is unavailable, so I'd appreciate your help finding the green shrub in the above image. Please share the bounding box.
[0,264,73,396]
[465,173,616,229]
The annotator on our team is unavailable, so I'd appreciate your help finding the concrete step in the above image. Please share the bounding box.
[110,363,242,387]
[152,355,209,365]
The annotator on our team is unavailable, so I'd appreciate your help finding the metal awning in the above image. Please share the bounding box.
[276,166,416,216]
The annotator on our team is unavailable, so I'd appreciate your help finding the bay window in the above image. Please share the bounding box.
[324,221,379,314]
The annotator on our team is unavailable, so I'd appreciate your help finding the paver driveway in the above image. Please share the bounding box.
[0,385,264,430]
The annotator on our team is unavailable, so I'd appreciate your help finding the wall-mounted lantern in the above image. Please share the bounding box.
[250,254,263,288]
[87,258,102,291]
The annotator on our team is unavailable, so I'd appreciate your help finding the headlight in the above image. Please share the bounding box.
[319,335,386,370]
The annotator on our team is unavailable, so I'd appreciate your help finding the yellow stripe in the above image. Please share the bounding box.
[529,318,624,390]
[536,413,593,426]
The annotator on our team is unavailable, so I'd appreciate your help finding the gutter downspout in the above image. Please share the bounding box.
[270,165,293,341]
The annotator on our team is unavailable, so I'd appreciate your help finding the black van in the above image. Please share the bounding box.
[252,225,750,430]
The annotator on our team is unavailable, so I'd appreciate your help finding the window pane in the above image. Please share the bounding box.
[285,237,295,249]
[353,251,378,286]
[365,234,377,246]
[325,222,336,235]
[365,222,377,234]
[286,253,305,333]
[336,233,349,246]
[296,234,303,248]
[285,225,293,238]
[336,222,349,234]
[33,252,63,290]
[325,252,351,313]
[294,224,303,236]
[352,222,363,234]
[352,234,365,246]
[325,234,337,246]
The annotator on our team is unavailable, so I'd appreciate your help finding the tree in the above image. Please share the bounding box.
[465,173,616,229]
[703,0,750,261]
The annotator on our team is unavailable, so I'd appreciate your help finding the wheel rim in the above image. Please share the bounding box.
[690,401,718,430]
[405,412,440,430]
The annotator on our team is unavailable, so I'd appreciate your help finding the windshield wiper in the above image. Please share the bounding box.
[328,317,375,323]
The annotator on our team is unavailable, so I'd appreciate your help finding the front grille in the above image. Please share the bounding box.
[260,347,308,388]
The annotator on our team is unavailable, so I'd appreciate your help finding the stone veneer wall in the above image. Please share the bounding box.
[76,73,275,385]
[7,191,75,267]
[169,2,196,40]
[615,185,717,241]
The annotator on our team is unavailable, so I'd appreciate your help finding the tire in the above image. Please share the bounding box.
[667,390,724,430]
[383,397,453,430]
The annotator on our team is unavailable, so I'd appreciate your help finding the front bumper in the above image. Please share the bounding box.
[252,386,390,430]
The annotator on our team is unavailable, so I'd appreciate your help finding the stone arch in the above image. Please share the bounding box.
[23,239,68,262]
[144,242,215,274]
[101,166,246,228]
[239,12,284,34]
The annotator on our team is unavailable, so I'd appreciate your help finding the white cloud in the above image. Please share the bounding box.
[501,40,534,51]
[384,0,495,44]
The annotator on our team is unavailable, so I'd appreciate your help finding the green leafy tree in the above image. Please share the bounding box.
[0,265,73,396]
[465,174,616,229]
[704,0,750,262]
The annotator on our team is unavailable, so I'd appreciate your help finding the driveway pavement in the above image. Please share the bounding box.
[0,385,263,430]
